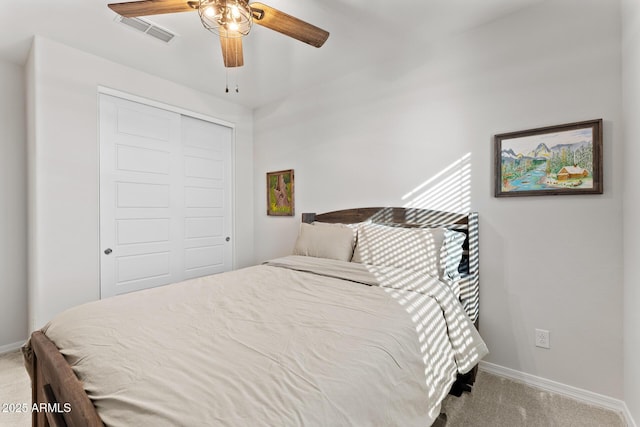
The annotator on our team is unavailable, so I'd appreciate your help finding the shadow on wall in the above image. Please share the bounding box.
[402,153,471,214]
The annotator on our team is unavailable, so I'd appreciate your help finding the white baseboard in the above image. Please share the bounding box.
[0,340,25,355]
[479,361,636,427]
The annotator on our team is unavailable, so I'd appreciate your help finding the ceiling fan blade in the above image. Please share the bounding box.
[219,30,244,68]
[108,0,196,18]
[250,2,329,48]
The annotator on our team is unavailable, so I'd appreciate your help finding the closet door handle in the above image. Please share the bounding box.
[104,248,113,255]
[225,237,231,242]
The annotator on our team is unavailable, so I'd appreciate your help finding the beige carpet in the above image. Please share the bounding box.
[0,350,30,427]
[441,371,626,427]
[0,349,626,427]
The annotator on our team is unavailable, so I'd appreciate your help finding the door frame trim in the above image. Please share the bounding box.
[97,87,237,295]
[98,86,236,129]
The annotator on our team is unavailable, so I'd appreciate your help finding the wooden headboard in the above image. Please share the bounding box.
[302,207,479,324]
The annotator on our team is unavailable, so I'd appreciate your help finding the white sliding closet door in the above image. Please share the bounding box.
[181,115,233,280]
[99,94,233,298]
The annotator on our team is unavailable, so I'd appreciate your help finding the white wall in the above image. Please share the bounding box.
[26,37,254,331]
[254,0,624,399]
[622,0,640,423]
[0,59,27,350]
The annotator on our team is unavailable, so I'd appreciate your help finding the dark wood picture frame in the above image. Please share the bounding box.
[495,119,603,197]
[266,169,295,216]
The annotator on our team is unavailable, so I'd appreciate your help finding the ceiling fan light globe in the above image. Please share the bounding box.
[198,0,252,37]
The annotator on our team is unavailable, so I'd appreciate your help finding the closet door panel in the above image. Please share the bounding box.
[181,115,233,279]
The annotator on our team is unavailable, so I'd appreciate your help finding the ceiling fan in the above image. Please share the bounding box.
[108,0,330,68]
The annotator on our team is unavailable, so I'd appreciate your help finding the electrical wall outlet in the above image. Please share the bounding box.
[535,329,550,349]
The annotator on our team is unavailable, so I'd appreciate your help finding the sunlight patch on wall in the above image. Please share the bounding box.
[401,153,472,213]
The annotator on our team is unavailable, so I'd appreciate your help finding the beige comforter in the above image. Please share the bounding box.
[40,256,488,426]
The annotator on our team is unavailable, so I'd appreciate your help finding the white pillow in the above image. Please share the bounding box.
[352,223,465,280]
[293,222,356,262]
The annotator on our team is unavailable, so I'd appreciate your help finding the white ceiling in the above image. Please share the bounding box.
[0,0,542,109]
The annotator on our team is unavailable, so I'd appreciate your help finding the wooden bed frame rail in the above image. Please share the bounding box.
[23,331,104,427]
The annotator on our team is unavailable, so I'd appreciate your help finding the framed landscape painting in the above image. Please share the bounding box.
[494,119,603,197]
[267,169,294,216]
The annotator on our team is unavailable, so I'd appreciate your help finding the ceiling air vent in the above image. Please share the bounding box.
[115,15,177,44]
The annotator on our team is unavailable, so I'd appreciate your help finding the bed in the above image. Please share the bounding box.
[23,207,487,427]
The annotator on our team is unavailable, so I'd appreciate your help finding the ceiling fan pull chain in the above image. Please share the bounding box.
[234,43,239,93]
[225,66,229,93]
